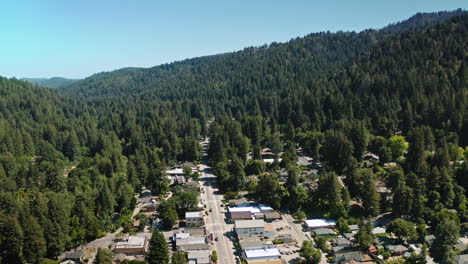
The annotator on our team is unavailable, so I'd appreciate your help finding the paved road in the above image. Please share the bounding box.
[200,164,236,264]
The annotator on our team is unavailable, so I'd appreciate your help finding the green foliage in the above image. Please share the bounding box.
[300,240,322,264]
[355,220,374,251]
[171,251,188,264]
[95,248,113,264]
[387,218,416,242]
[211,250,218,262]
[147,230,169,264]
[158,200,178,229]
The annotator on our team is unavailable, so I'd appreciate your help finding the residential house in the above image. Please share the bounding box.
[140,189,151,198]
[264,212,281,221]
[332,238,351,247]
[385,245,409,256]
[64,251,84,263]
[186,211,204,227]
[335,251,364,263]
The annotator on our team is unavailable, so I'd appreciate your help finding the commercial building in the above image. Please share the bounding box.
[304,219,337,230]
[243,247,281,261]
[115,236,148,255]
[186,211,204,227]
[235,220,266,235]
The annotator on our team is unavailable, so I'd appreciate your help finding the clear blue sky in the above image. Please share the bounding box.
[1,0,466,79]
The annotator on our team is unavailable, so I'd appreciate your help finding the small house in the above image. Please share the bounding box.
[385,245,409,256]
[313,228,336,237]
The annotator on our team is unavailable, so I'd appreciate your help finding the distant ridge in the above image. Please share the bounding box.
[22,77,80,89]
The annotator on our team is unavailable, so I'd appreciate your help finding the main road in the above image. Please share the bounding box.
[200,140,236,264]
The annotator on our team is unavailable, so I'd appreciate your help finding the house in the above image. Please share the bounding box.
[424,235,435,245]
[314,228,336,237]
[349,225,359,232]
[371,227,386,235]
[64,251,84,263]
[140,189,152,197]
[186,211,204,227]
[60,261,76,264]
[335,251,364,263]
[243,246,281,261]
[368,246,377,254]
[333,245,353,254]
[305,219,336,230]
[141,203,157,212]
[188,250,211,264]
[385,245,409,256]
[363,153,379,162]
[332,238,351,247]
[343,233,355,240]
[115,236,148,255]
[230,197,251,207]
[235,220,266,235]
[454,254,468,264]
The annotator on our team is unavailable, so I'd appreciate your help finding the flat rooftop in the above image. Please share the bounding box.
[245,247,280,259]
[235,219,265,229]
[186,211,203,218]
[115,236,146,249]
[305,219,336,228]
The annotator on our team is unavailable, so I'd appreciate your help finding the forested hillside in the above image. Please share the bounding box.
[0,78,204,263]
[0,10,466,264]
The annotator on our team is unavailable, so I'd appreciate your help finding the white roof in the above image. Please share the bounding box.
[116,236,146,249]
[262,158,282,164]
[305,219,336,228]
[259,205,273,211]
[235,219,265,229]
[372,227,386,234]
[229,206,261,213]
[166,168,184,175]
[175,233,191,239]
[186,211,203,218]
[244,247,280,259]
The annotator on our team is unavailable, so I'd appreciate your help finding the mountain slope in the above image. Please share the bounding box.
[22,77,80,89]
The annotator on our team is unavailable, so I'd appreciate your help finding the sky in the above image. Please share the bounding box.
[1,0,467,79]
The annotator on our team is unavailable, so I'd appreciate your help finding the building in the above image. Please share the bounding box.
[229,205,275,220]
[454,254,468,264]
[333,238,351,247]
[243,247,281,261]
[304,219,337,230]
[188,250,211,264]
[238,234,268,250]
[176,235,207,249]
[229,207,258,220]
[64,251,84,263]
[140,189,152,197]
[115,236,148,255]
[314,228,336,237]
[235,220,266,235]
[264,212,281,221]
[186,211,204,227]
[371,227,386,235]
[335,251,364,263]
[385,245,409,256]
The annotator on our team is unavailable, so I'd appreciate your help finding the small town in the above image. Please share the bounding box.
[57,139,468,264]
